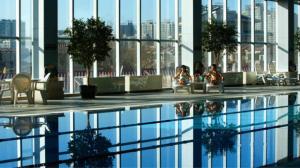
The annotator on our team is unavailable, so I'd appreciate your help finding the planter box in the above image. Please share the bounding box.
[243,72,256,85]
[222,72,243,86]
[89,77,125,94]
[125,75,162,92]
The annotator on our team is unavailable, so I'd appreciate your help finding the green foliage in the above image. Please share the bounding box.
[295,28,300,51]
[202,20,238,66]
[64,17,114,85]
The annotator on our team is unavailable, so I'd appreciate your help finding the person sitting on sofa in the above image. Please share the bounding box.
[204,64,224,93]
[174,65,192,86]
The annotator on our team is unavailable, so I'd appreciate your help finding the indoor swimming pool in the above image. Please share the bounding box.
[0,92,300,167]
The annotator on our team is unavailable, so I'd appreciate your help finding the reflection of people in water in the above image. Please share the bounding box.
[193,101,205,116]
[68,128,114,167]
[205,101,224,114]
[175,102,191,117]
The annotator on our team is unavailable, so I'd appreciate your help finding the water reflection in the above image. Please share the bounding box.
[1,116,48,136]
[175,102,192,117]
[205,101,224,114]
[68,127,114,167]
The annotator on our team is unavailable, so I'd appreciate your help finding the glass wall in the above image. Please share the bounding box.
[267,1,276,71]
[0,0,16,78]
[227,0,238,72]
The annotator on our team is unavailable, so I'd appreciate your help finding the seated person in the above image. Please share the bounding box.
[204,64,224,93]
[174,65,192,86]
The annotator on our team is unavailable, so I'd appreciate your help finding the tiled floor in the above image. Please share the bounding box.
[0,85,299,116]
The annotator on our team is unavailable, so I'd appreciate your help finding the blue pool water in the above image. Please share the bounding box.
[1,93,300,167]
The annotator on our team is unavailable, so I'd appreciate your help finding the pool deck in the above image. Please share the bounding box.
[0,85,300,116]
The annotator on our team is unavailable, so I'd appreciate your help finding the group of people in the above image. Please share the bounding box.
[174,64,224,92]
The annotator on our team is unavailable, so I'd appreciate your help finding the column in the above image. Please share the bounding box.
[276,0,294,72]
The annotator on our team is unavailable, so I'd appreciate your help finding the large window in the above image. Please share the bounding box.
[141,0,157,40]
[255,0,264,42]
[267,1,276,69]
[241,0,251,42]
[227,0,238,72]
[121,0,137,39]
[58,0,70,93]
[161,0,175,40]
[0,0,16,77]
[212,0,223,23]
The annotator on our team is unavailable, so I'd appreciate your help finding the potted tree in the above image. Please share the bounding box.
[202,20,238,67]
[65,17,114,99]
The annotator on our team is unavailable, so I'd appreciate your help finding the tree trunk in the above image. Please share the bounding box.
[86,67,90,86]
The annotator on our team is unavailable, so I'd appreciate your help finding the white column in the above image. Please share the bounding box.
[237,0,241,72]
[156,0,161,75]
[223,0,227,72]
[174,0,179,68]
[250,0,255,72]
[276,1,289,72]
[69,0,74,93]
[116,0,120,76]
[136,0,141,76]
[263,0,267,72]
[223,101,227,168]
[208,0,212,66]
[93,0,98,77]
[181,0,194,73]
[16,0,21,74]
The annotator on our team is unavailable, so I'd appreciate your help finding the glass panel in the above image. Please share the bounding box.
[241,44,251,72]
[241,0,251,42]
[120,41,137,75]
[74,0,93,20]
[161,0,175,40]
[58,39,70,93]
[141,41,157,75]
[20,40,32,74]
[255,44,264,72]
[212,0,223,23]
[99,0,116,36]
[227,52,238,72]
[0,39,16,78]
[267,44,276,71]
[58,0,70,37]
[121,0,137,39]
[255,0,264,42]
[227,0,238,30]
[73,63,85,93]
[161,42,175,76]
[267,1,276,43]
[0,0,16,37]
[141,0,156,39]
[21,0,32,38]
[97,42,116,76]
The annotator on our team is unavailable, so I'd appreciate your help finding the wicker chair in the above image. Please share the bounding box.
[33,73,51,104]
[0,80,11,104]
[172,65,192,94]
[11,74,33,105]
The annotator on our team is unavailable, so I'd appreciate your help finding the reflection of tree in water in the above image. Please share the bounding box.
[68,128,114,167]
[202,101,238,156]
[201,125,238,156]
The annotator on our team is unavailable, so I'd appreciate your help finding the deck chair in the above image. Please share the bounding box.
[0,80,11,104]
[11,74,34,105]
[172,65,192,94]
[255,63,266,84]
[33,73,51,104]
[203,66,224,93]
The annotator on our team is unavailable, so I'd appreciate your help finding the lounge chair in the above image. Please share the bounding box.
[33,73,51,104]
[255,63,266,84]
[172,65,192,94]
[0,80,11,104]
[11,73,34,105]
